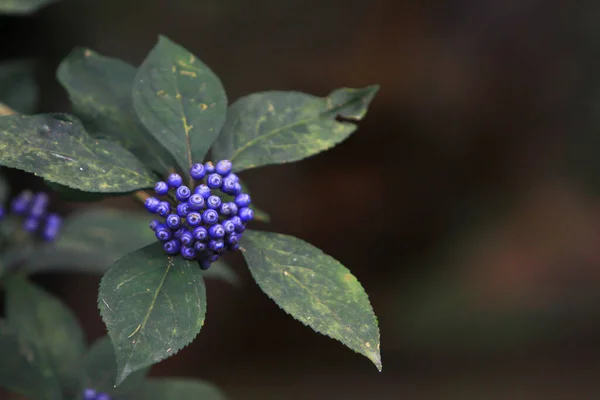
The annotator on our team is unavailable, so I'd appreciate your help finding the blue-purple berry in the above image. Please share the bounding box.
[181,230,194,246]
[228,173,240,183]
[204,162,216,174]
[83,389,97,400]
[188,194,205,211]
[206,195,222,210]
[193,226,208,241]
[176,202,190,217]
[173,228,186,239]
[219,202,234,216]
[209,239,225,252]
[154,181,169,195]
[186,212,202,227]
[238,207,254,222]
[221,177,240,195]
[194,184,211,199]
[202,209,219,225]
[164,240,181,255]
[175,185,191,202]
[156,201,171,217]
[228,242,241,251]
[225,233,240,246]
[207,173,223,189]
[208,224,225,239]
[155,226,172,242]
[23,216,39,232]
[0,205,4,220]
[11,191,32,214]
[199,259,212,270]
[30,193,49,218]
[215,160,232,176]
[181,246,196,260]
[166,214,181,229]
[234,193,251,208]
[145,197,160,213]
[167,173,183,188]
[96,392,112,400]
[222,219,236,234]
[194,241,207,251]
[230,215,246,233]
[190,163,206,180]
[149,220,160,231]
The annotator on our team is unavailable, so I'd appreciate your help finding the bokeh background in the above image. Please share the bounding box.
[3,0,600,398]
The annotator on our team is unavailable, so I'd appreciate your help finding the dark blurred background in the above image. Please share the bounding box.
[3,0,600,398]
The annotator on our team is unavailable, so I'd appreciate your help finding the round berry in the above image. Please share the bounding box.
[145,197,160,213]
[228,173,240,183]
[180,230,194,246]
[194,241,206,252]
[229,242,241,251]
[181,246,196,260]
[219,202,234,216]
[194,184,211,199]
[149,220,160,231]
[186,212,202,227]
[175,185,191,202]
[202,209,219,225]
[163,240,181,255]
[225,233,240,246]
[199,259,212,270]
[190,163,206,180]
[239,207,254,222]
[215,160,233,176]
[173,228,186,239]
[208,224,225,239]
[96,393,111,400]
[83,389,97,400]
[222,219,236,234]
[193,226,208,241]
[0,205,5,220]
[156,201,171,217]
[42,226,59,241]
[155,227,172,242]
[229,202,239,215]
[234,193,251,208]
[23,216,39,232]
[221,177,240,195]
[206,195,222,210]
[11,191,32,215]
[204,162,216,174]
[176,202,190,217]
[154,181,169,195]
[46,213,61,228]
[209,239,225,253]
[30,193,49,218]
[166,214,181,229]
[207,173,223,189]
[208,253,220,262]
[230,216,246,233]
[188,194,205,211]
[167,173,183,188]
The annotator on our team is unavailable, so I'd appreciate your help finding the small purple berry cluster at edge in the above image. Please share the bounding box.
[1,190,62,241]
[145,160,254,269]
[83,388,112,400]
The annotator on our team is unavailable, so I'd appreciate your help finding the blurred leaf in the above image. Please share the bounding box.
[5,276,85,395]
[212,86,379,173]
[0,0,59,15]
[99,242,206,386]
[0,320,62,400]
[124,378,226,400]
[133,35,228,172]
[57,48,174,176]
[0,60,38,114]
[241,230,381,371]
[25,208,157,274]
[79,336,149,395]
[0,113,155,192]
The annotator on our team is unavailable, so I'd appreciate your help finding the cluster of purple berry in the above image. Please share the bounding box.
[145,160,254,269]
[2,190,62,241]
[83,388,112,400]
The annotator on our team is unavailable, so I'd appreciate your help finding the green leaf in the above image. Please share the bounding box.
[124,378,226,400]
[80,336,149,395]
[5,276,85,395]
[241,230,381,370]
[202,260,240,286]
[25,208,157,274]
[98,242,207,386]
[0,113,156,192]
[57,48,175,176]
[133,35,228,172]
[212,86,379,172]
[0,60,38,114]
[0,0,59,14]
[0,320,62,400]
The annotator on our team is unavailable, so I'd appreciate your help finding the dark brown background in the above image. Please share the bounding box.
[3,0,600,398]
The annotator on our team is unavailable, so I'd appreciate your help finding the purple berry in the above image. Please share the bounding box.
[190,163,206,180]
[193,226,208,241]
[221,177,240,195]
[202,209,219,225]
[29,193,49,218]
[208,224,225,239]
[199,259,212,270]
[0,205,5,220]
[222,219,236,234]
[204,162,216,174]
[155,227,172,242]
[207,173,223,189]
[188,194,205,211]
[226,233,240,246]
[234,193,251,208]
[180,230,194,246]
[176,202,190,217]
[230,216,246,233]
[186,212,202,227]
[194,241,206,252]
[149,220,160,231]
[181,246,196,260]
[238,207,254,222]
[166,214,181,229]
[175,185,191,202]
[208,253,220,262]
[83,389,96,400]
[11,190,32,214]
[219,202,234,216]
[194,184,211,199]
[215,160,232,176]
[209,239,225,253]
[156,201,171,217]
[23,216,39,232]
[228,173,240,183]
[163,240,181,255]
[96,393,111,400]
[173,228,186,239]
[206,195,222,210]
[167,173,183,188]
[145,197,160,213]
[154,181,169,195]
